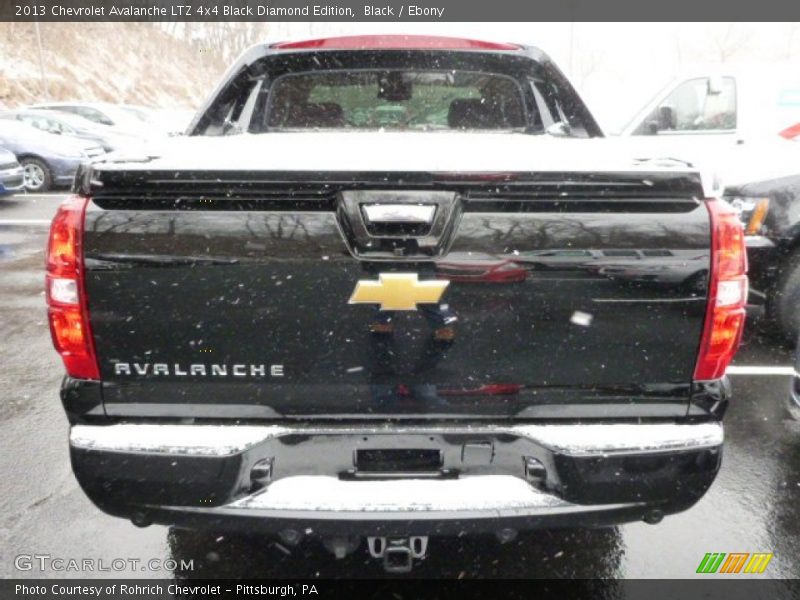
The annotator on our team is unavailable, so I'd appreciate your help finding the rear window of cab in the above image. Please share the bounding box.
[262,69,528,131]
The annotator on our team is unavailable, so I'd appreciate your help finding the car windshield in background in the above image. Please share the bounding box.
[263,70,527,131]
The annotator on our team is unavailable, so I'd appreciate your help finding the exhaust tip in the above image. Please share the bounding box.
[130,511,152,528]
[322,536,360,560]
[278,528,304,547]
[496,528,518,544]
[643,509,664,525]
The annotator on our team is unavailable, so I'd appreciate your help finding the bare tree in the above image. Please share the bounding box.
[673,24,684,69]
[172,23,270,72]
[576,49,603,89]
[786,23,799,60]
[710,24,753,63]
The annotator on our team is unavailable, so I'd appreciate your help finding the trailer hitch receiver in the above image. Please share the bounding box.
[367,536,428,573]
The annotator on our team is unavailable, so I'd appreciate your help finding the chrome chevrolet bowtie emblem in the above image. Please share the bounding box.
[349,273,449,311]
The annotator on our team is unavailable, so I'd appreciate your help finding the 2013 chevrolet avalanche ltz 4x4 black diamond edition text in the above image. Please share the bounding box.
[48,36,746,572]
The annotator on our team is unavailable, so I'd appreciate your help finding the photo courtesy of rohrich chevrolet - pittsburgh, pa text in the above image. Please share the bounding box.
[0,1,798,599]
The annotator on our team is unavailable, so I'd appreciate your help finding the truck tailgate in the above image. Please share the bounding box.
[82,161,711,420]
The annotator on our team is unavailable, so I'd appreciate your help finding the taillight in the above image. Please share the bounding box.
[694,199,748,380]
[46,195,99,380]
[778,122,800,140]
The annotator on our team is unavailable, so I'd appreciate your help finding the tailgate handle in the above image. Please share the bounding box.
[337,190,462,259]
[362,204,436,224]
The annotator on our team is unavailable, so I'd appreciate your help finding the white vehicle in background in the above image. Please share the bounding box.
[621,63,800,154]
[620,64,800,339]
[619,63,800,183]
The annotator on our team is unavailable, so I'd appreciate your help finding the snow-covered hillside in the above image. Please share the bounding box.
[0,23,226,110]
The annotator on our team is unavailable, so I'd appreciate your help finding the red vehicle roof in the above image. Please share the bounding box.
[271,35,520,51]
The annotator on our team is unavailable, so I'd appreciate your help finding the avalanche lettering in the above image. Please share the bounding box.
[108,6,168,16]
[113,363,284,378]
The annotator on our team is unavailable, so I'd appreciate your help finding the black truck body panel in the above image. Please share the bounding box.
[79,170,711,420]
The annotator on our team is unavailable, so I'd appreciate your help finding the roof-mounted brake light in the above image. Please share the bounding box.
[271,35,520,51]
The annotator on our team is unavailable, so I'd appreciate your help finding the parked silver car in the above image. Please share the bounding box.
[0,147,25,197]
[0,121,104,192]
[2,110,140,152]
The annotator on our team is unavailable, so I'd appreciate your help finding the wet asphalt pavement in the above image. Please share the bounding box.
[0,193,798,581]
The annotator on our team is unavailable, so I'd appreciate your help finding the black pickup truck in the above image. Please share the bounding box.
[48,36,747,572]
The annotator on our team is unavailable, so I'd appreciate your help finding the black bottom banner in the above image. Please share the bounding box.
[2,579,799,600]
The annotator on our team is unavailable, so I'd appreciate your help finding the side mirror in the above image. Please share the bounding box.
[658,105,676,131]
[707,75,724,95]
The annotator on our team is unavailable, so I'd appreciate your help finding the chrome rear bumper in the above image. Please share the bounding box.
[70,421,723,457]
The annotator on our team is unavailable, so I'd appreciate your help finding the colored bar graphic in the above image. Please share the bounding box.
[719,553,749,573]
[744,553,773,574]
[696,552,773,574]
[697,553,725,573]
